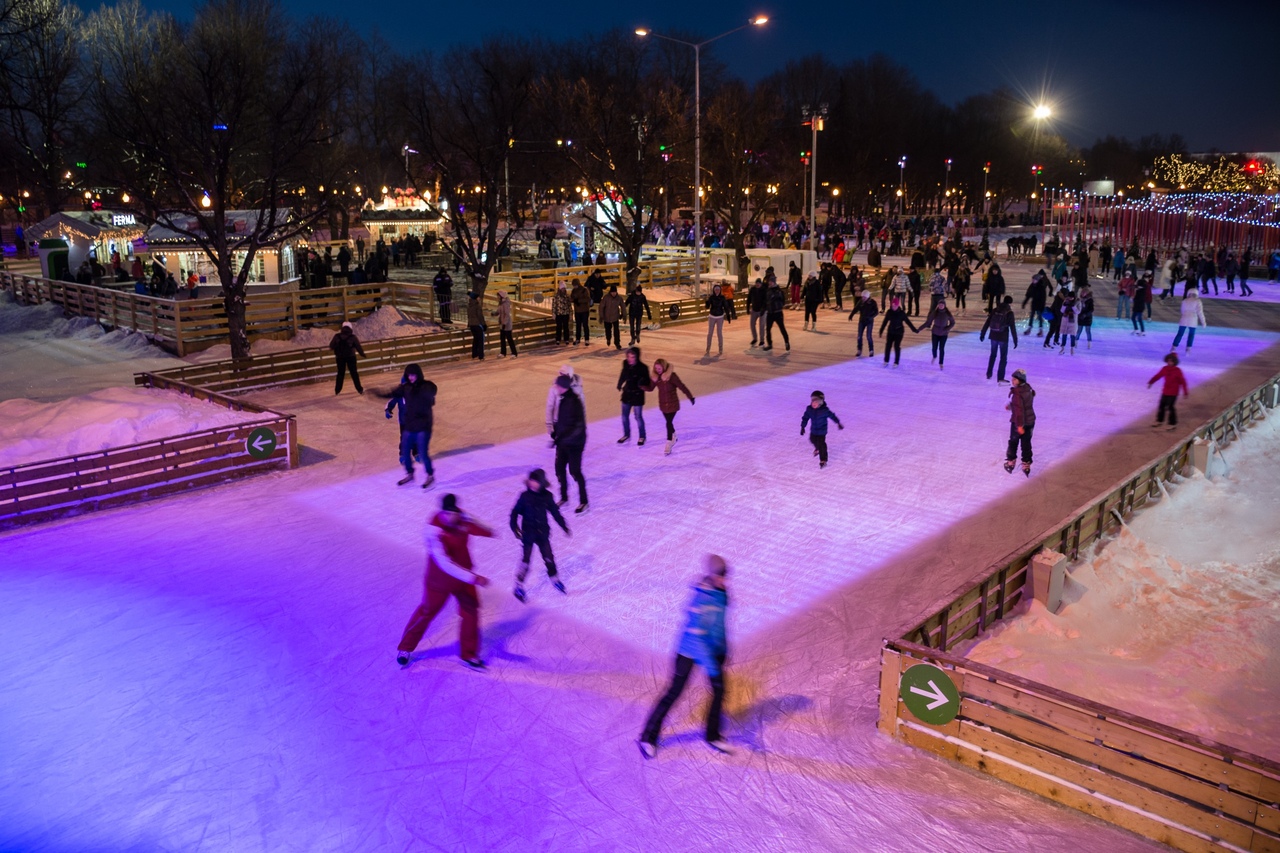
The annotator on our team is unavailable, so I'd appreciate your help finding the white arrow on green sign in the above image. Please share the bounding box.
[245,427,278,460]
[898,663,961,725]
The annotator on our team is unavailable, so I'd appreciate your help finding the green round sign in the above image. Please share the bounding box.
[898,663,961,726]
[245,427,278,460]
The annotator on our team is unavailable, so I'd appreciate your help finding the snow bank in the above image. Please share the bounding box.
[0,386,263,467]
[962,411,1280,757]
[185,306,437,362]
[0,290,168,357]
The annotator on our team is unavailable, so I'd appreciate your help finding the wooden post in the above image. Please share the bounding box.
[173,300,185,356]
[1029,549,1067,614]
[341,287,349,322]
[877,646,903,735]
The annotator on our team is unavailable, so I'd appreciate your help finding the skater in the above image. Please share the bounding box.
[802,272,822,330]
[1077,284,1095,348]
[571,278,592,345]
[848,289,879,357]
[433,268,453,324]
[395,494,494,669]
[1003,369,1036,477]
[625,285,652,345]
[650,358,695,455]
[1170,288,1206,353]
[922,298,956,368]
[1239,248,1253,297]
[545,364,585,439]
[494,291,517,357]
[551,375,589,514]
[1042,287,1064,348]
[616,347,650,445]
[509,468,571,602]
[553,281,572,344]
[329,321,366,395]
[979,296,1019,383]
[1058,292,1080,354]
[384,363,437,488]
[787,261,802,306]
[800,390,843,468]
[1147,353,1189,429]
[1131,273,1151,335]
[926,270,947,314]
[704,284,729,356]
[747,277,768,347]
[878,295,919,367]
[1022,270,1049,335]
[762,275,790,351]
[639,555,733,758]
[600,284,624,350]
[1116,270,1135,319]
[466,292,486,359]
[984,263,1006,314]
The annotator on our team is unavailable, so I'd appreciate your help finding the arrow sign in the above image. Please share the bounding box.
[898,663,960,725]
[245,427,278,460]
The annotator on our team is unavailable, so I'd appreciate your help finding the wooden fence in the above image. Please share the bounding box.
[1,380,296,530]
[491,256,702,303]
[878,371,1280,853]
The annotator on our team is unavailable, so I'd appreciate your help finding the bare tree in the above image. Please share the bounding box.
[84,0,351,358]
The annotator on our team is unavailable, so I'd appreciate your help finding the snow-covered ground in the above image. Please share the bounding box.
[1,282,1276,851]
[961,410,1280,758]
[0,386,262,468]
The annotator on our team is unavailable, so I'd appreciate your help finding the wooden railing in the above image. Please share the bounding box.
[1,380,296,530]
[490,256,703,303]
[878,370,1280,853]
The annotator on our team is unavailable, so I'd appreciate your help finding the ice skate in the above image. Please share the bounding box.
[704,349,711,356]
[421,474,435,490]
[553,579,566,594]
[664,440,673,455]
[638,740,657,759]
[637,438,646,446]
[1022,462,1032,477]
[397,474,413,486]
[557,496,570,507]
[461,657,487,671]
[396,650,410,666]
[514,584,526,603]
[705,739,735,755]
[1003,460,1015,474]
[617,436,630,445]
[574,503,589,515]
[819,461,827,468]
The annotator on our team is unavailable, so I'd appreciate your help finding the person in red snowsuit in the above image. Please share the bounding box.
[396,494,495,669]
[1147,352,1189,429]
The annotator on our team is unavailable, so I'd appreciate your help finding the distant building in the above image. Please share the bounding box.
[141,210,302,286]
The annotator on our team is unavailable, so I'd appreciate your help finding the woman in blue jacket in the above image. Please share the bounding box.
[639,556,732,758]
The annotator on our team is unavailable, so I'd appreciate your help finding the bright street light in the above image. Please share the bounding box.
[636,16,768,294]
[1033,104,1051,120]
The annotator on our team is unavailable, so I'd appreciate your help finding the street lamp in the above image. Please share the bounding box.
[637,15,768,294]
[898,156,907,216]
[943,159,952,209]
[982,161,990,217]
[1033,104,1051,121]
[801,103,828,253]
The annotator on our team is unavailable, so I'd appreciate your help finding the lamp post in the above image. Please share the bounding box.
[982,162,990,218]
[637,16,768,294]
[943,159,952,214]
[801,103,828,254]
[898,156,907,217]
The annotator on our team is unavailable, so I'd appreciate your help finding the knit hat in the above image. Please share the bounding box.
[341,321,353,330]
[1003,296,1013,305]
[528,468,549,487]
[440,493,460,513]
[861,290,870,299]
[555,375,573,390]
[559,364,575,377]
[811,390,825,401]
[1012,369,1027,384]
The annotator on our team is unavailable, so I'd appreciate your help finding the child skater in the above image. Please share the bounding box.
[1147,353,1189,430]
[396,494,495,670]
[509,468,571,602]
[800,390,844,468]
[649,358,696,455]
[639,554,732,758]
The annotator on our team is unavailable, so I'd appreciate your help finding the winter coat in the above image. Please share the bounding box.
[552,388,587,448]
[617,359,651,405]
[423,511,494,590]
[980,305,1018,344]
[766,285,787,314]
[509,487,568,540]
[851,295,879,324]
[545,374,584,431]
[986,269,1006,297]
[467,298,484,327]
[625,290,651,318]
[1179,292,1206,327]
[552,288,572,316]
[1077,293,1095,326]
[890,273,910,296]
[1060,299,1080,336]
[329,327,366,360]
[922,306,955,337]
[495,298,513,330]
[386,379,438,433]
[800,403,842,436]
[599,292,624,323]
[747,284,767,313]
[1023,275,1049,310]
[1148,365,1189,397]
[878,307,920,336]
[433,271,453,297]
[928,273,947,297]
[651,371,694,414]
[1008,384,1036,428]
[571,283,592,313]
[803,278,823,307]
[675,580,728,677]
[705,293,729,317]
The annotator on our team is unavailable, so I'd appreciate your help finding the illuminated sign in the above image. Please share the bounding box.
[111,214,137,227]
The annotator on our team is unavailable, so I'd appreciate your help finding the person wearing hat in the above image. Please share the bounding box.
[545,365,584,440]
[979,295,1019,384]
[570,277,592,345]
[508,468,571,602]
[1003,369,1036,476]
[466,291,486,359]
[848,288,879,357]
[1131,272,1152,336]
[598,284,625,350]
[329,321,366,395]
[551,374,589,514]
[800,390,843,468]
[396,493,495,670]
[384,363,438,488]
[639,554,733,758]
[433,267,454,324]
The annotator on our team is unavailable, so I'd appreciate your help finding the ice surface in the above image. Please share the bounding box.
[962,410,1280,757]
[4,280,1275,851]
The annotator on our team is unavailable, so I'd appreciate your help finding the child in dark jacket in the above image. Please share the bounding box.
[1147,353,1189,429]
[509,468,571,602]
[800,390,844,468]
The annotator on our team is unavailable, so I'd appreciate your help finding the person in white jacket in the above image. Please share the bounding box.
[1170,288,1207,353]
[545,364,584,437]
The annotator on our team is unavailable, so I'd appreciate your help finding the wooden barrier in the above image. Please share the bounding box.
[491,256,703,303]
[881,640,1280,853]
[1,380,296,530]
[878,371,1280,853]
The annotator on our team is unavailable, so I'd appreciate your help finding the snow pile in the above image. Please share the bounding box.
[0,291,168,357]
[963,411,1280,757]
[0,386,263,467]
[185,306,437,363]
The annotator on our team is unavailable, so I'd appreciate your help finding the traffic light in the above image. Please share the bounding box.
[1031,164,1043,175]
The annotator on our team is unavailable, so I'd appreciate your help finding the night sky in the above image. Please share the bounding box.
[127,0,1279,154]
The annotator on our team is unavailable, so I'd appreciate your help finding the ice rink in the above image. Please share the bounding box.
[2,287,1278,852]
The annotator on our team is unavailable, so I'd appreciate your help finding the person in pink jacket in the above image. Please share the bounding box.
[396,494,495,669]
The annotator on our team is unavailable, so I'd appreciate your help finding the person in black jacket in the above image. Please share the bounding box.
[802,273,822,330]
[625,285,652,345]
[704,284,729,356]
[509,468,571,602]
[979,296,1019,383]
[1022,271,1049,336]
[763,279,790,351]
[1003,369,1036,476]
[848,289,879,357]
[433,268,453,324]
[329,321,366,395]
[747,277,767,346]
[552,375,589,514]
[384,363,437,488]
[616,346,651,445]
[878,296,919,366]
